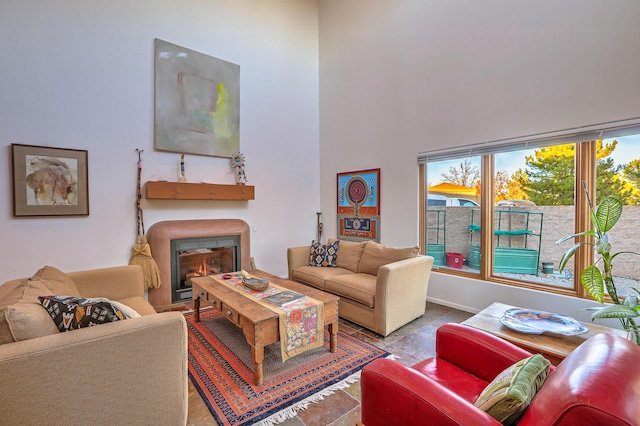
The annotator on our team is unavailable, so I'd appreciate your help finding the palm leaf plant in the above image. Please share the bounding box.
[557,183,640,345]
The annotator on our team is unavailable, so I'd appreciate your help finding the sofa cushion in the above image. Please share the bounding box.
[329,239,366,273]
[474,354,551,425]
[309,240,340,267]
[325,273,376,308]
[116,297,157,316]
[292,266,354,290]
[0,266,82,345]
[31,265,81,296]
[1,278,53,345]
[87,298,142,319]
[39,295,127,331]
[0,279,48,312]
[3,296,60,343]
[358,241,420,275]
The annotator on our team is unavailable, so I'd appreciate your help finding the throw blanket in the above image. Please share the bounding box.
[215,273,325,361]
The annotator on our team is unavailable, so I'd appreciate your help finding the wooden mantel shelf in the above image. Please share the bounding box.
[145,181,254,201]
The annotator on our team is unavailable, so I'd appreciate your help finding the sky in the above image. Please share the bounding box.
[427,135,640,187]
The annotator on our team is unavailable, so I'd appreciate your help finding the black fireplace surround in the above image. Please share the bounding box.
[170,235,241,303]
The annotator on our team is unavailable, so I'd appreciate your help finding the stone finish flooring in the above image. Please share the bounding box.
[187,302,472,426]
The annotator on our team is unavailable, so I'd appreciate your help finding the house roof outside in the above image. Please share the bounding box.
[428,182,478,199]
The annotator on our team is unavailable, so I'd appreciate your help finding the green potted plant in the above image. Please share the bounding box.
[557,185,640,345]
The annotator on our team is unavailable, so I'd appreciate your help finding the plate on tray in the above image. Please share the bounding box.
[500,308,589,337]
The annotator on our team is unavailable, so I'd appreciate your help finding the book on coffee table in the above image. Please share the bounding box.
[264,290,305,307]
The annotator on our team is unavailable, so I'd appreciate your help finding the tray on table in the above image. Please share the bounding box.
[500,308,589,337]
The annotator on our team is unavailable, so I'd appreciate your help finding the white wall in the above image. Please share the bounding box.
[318,1,640,320]
[0,0,320,282]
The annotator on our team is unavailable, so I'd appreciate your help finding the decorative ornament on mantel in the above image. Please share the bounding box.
[178,154,187,182]
[230,152,247,185]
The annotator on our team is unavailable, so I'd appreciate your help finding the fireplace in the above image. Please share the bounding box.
[147,219,251,307]
[170,235,240,303]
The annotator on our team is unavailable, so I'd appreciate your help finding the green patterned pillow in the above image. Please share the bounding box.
[474,354,550,425]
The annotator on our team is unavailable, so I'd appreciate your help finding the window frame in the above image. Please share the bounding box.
[418,119,640,300]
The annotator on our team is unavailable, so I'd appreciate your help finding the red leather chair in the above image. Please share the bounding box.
[360,322,640,425]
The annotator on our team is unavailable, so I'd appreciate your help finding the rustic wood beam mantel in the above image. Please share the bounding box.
[145,181,255,201]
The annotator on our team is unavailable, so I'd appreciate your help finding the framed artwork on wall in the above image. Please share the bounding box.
[336,168,380,241]
[337,168,380,216]
[154,38,240,158]
[11,144,89,217]
[337,215,381,242]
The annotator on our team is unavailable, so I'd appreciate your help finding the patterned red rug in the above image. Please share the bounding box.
[185,308,390,426]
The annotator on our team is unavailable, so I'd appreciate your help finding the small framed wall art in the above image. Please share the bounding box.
[11,144,89,217]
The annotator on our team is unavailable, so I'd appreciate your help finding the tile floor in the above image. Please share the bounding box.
[186,302,472,426]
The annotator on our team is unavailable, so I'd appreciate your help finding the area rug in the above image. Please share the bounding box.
[185,307,390,426]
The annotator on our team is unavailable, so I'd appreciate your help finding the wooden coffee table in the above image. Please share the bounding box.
[462,302,628,365]
[191,269,339,385]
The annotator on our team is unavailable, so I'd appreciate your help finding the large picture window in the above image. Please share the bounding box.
[419,119,640,300]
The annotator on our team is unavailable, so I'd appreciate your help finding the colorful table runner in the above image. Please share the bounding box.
[213,272,325,361]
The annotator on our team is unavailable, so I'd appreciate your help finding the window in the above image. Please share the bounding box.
[492,144,575,291]
[596,135,640,298]
[418,118,640,300]
[424,157,482,271]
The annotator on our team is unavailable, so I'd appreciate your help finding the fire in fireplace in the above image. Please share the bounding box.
[170,235,241,303]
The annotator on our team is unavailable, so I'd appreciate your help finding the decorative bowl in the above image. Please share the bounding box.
[242,277,269,291]
[500,308,589,337]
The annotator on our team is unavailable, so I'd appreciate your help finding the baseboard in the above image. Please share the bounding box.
[426,297,478,314]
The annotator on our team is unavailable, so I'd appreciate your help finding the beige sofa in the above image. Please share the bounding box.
[288,240,434,336]
[0,265,188,426]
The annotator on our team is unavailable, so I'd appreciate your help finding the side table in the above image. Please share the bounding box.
[462,302,628,365]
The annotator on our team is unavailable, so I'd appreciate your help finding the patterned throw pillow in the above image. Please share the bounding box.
[38,295,127,332]
[309,240,340,267]
[474,354,551,425]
